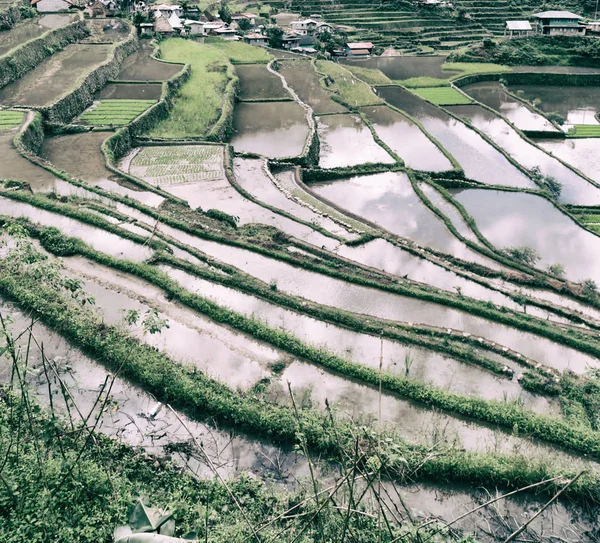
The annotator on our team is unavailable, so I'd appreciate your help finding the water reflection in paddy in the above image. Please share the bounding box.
[0,14,75,56]
[236,64,291,101]
[343,56,460,81]
[154,226,599,373]
[539,138,600,185]
[451,188,600,287]
[509,84,600,127]
[317,114,395,168]
[231,101,309,158]
[375,86,535,189]
[359,105,452,171]
[448,104,600,205]
[460,81,558,132]
[161,264,559,413]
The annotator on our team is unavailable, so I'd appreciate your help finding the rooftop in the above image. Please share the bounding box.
[347,42,374,49]
[533,11,583,19]
[506,20,532,31]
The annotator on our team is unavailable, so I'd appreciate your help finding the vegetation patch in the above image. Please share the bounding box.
[0,110,23,129]
[567,125,600,138]
[315,59,384,108]
[411,87,472,105]
[204,37,272,64]
[78,99,156,127]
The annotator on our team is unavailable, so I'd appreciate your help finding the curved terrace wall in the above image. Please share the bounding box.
[0,11,88,90]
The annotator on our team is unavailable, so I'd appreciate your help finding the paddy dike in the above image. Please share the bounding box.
[0,13,76,57]
[0,44,112,107]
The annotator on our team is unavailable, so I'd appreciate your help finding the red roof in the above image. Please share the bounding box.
[349,49,370,55]
[245,33,266,39]
[347,42,374,50]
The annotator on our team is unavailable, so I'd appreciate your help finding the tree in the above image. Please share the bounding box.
[237,18,252,32]
[503,246,540,266]
[582,279,598,299]
[547,263,565,279]
[218,1,232,24]
[265,25,284,48]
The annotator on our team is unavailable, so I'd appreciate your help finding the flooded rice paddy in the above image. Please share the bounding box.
[460,81,558,132]
[98,82,163,100]
[116,43,182,81]
[277,60,348,115]
[451,188,600,286]
[539,138,600,184]
[343,56,460,81]
[0,44,112,107]
[235,64,291,101]
[0,14,75,56]
[508,84,600,126]
[230,101,309,158]
[317,113,395,168]
[375,86,536,188]
[359,105,452,171]
[447,104,600,205]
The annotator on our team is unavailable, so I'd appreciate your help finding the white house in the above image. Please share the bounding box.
[315,22,334,35]
[31,0,72,13]
[184,19,205,35]
[504,20,532,38]
[168,11,182,31]
[290,18,319,35]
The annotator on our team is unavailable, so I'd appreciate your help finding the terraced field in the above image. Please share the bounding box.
[4,27,600,543]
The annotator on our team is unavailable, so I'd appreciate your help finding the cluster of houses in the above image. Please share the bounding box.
[505,11,600,38]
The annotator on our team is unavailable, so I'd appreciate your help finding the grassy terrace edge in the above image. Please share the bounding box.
[2,229,600,507]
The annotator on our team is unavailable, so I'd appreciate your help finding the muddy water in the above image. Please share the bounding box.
[343,56,459,81]
[0,296,310,483]
[448,104,600,205]
[0,129,59,190]
[375,86,536,189]
[152,227,600,374]
[40,132,165,207]
[277,60,347,115]
[509,84,600,126]
[317,114,395,168]
[451,188,600,287]
[83,18,129,43]
[230,101,309,158]
[359,105,452,171]
[116,43,182,81]
[0,196,153,261]
[0,14,75,56]
[98,82,163,100]
[63,257,276,390]
[160,264,558,414]
[236,160,351,238]
[312,172,497,264]
[461,81,558,132]
[0,44,112,107]
[235,64,291,101]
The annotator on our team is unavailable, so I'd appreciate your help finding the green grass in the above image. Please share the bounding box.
[400,62,510,88]
[79,100,156,126]
[576,213,600,224]
[0,110,24,130]
[204,37,272,64]
[567,125,600,138]
[411,87,472,105]
[342,64,392,86]
[315,60,384,107]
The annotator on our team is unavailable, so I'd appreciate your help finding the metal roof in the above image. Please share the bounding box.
[347,42,374,49]
[533,11,582,19]
[506,20,532,30]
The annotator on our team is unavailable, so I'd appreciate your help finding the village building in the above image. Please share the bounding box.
[232,13,256,27]
[533,11,585,36]
[31,0,72,13]
[210,26,238,40]
[154,3,182,16]
[290,18,319,35]
[168,11,183,32]
[154,14,174,35]
[184,19,205,35]
[586,20,600,34]
[504,20,533,38]
[83,0,107,18]
[281,31,301,49]
[139,22,154,35]
[244,32,268,46]
[346,41,374,56]
[203,21,225,33]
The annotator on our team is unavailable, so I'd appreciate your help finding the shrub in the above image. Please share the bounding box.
[503,246,540,266]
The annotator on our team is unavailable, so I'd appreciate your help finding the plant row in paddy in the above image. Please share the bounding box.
[567,125,600,138]
[0,110,24,129]
[79,99,156,126]
[411,87,472,105]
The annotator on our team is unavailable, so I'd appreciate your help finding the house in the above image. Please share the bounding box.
[83,0,107,18]
[232,12,256,26]
[184,19,205,35]
[290,18,319,35]
[209,26,238,40]
[168,11,183,31]
[504,20,532,38]
[31,0,72,13]
[244,32,268,46]
[586,20,600,33]
[154,15,174,35]
[533,11,585,36]
[346,42,374,56]
[315,22,334,35]
[139,22,154,35]
[281,31,301,49]
[154,3,182,16]
[203,21,225,34]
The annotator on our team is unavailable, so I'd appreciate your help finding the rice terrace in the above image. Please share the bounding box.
[4,0,600,541]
